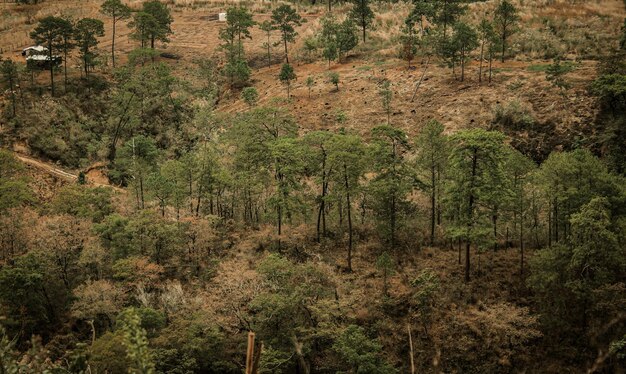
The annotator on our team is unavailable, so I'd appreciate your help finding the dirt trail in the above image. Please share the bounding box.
[10,150,124,193]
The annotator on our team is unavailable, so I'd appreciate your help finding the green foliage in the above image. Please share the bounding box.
[408,0,435,30]
[49,185,113,222]
[241,86,259,108]
[74,18,105,75]
[528,198,626,349]
[152,311,237,373]
[333,325,396,373]
[536,149,625,245]
[369,125,413,247]
[223,58,251,88]
[493,100,536,131]
[90,330,133,373]
[451,22,478,81]
[130,1,173,49]
[271,4,304,63]
[432,0,467,34]
[0,325,20,373]
[251,254,337,373]
[415,120,448,245]
[378,79,392,124]
[447,129,508,281]
[410,269,439,334]
[399,21,419,68]
[118,308,156,373]
[349,0,375,42]
[1,58,19,117]
[30,16,67,95]
[219,6,255,85]
[546,58,574,90]
[111,135,159,204]
[318,16,358,64]
[278,63,296,98]
[0,151,33,212]
[494,0,520,61]
[328,71,340,91]
[0,254,50,340]
[306,76,315,98]
[375,251,395,297]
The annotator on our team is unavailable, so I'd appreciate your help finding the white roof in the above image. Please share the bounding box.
[23,46,47,52]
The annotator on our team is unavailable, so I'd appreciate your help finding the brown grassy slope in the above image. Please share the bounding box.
[219,56,599,146]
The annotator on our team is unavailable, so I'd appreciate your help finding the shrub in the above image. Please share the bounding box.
[493,101,536,131]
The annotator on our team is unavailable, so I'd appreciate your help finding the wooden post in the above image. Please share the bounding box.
[245,331,255,374]
[251,342,263,374]
[408,323,415,374]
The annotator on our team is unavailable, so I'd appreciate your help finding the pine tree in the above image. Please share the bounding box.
[369,125,413,249]
[447,129,507,282]
[415,120,448,246]
[279,63,296,99]
[74,18,105,76]
[271,5,304,63]
[494,0,520,62]
[100,0,131,67]
[349,0,374,43]
[30,16,66,96]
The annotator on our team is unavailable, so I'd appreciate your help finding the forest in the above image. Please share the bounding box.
[0,0,625,372]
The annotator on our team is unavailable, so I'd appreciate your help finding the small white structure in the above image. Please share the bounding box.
[218,12,227,22]
[22,45,47,57]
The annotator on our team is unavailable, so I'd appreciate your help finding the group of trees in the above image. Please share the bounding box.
[402,0,520,82]
[21,0,172,96]
[29,15,104,94]
[2,100,625,370]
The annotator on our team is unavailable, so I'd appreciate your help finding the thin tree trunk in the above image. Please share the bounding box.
[344,164,353,272]
[501,31,506,62]
[465,148,478,283]
[48,39,54,96]
[408,323,415,374]
[112,16,117,67]
[479,38,485,83]
[283,36,289,63]
[430,164,436,246]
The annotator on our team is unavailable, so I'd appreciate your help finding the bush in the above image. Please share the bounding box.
[493,101,536,131]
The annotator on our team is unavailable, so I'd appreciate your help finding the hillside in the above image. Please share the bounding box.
[0,0,625,373]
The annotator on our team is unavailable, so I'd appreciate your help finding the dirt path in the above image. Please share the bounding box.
[10,151,124,193]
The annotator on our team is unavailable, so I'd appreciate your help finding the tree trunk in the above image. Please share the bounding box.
[292,335,310,374]
[63,44,68,90]
[344,164,353,272]
[488,52,493,84]
[283,36,289,63]
[492,210,498,251]
[362,21,366,43]
[479,38,485,83]
[408,323,415,374]
[460,49,465,81]
[48,39,54,96]
[430,164,436,246]
[267,33,271,67]
[316,167,326,243]
[112,16,117,67]
[465,148,478,283]
[519,206,524,277]
[501,29,506,62]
